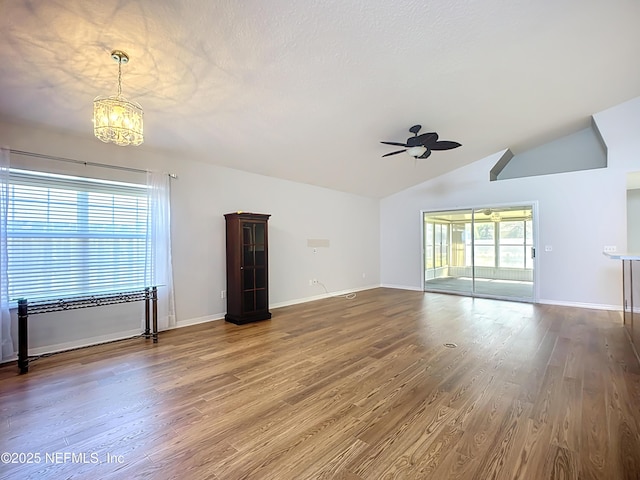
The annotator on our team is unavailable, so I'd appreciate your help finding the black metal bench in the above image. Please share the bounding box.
[17,286,158,374]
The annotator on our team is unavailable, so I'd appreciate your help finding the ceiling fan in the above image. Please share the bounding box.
[381,125,461,159]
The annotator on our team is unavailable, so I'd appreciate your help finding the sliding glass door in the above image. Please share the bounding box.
[424,210,474,295]
[423,205,535,301]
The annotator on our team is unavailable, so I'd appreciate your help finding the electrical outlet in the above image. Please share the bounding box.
[312,278,318,285]
[220,290,226,299]
[604,245,617,253]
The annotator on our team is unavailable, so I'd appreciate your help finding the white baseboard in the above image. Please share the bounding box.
[176,313,225,328]
[28,328,143,357]
[537,299,622,311]
[270,284,380,309]
[176,285,380,326]
[380,285,622,312]
[270,294,328,309]
[380,283,423,292]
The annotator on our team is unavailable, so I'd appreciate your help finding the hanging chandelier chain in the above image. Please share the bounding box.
[117,57,123,98]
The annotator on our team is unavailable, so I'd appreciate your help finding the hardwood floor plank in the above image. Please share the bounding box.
[453,380,522,460]
[370,417,466,478]
[543,445,580,480]
[606,364,640,480]
[473,397,534,480]
[1,288,639,479]
[428,451,478,480]
[528,364,565,425]
[580,375,613,478]
[211,404,362,480]
[346,403,456,479]
[506,418,554,480]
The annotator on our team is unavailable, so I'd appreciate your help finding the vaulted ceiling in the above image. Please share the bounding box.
[1,0,639,198]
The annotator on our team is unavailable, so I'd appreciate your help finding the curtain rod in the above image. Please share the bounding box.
[8,149,177,179]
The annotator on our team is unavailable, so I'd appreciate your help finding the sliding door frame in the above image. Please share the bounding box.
[420,201,539,302]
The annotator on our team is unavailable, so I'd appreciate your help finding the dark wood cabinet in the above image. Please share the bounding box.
[224,212,271,324]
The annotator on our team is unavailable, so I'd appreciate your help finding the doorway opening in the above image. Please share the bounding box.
[423,205,535,301]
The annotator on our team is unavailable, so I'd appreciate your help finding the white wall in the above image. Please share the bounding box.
[380,96,640,310]
[0,119,380,355]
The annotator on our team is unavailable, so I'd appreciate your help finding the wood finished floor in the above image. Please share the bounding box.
[1,288,640,479]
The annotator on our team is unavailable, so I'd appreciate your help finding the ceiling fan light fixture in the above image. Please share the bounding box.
[407,146,427,157]
[381,125,461,159]
[93,50,144,147]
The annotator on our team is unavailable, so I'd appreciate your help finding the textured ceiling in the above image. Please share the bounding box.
[1,0,639,198]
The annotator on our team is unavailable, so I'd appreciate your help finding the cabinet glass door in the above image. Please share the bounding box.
[242,222,267,313]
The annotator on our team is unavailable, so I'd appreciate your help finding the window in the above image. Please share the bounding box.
[499,220,531,268]
[425,223,434,269]
[434,223,449,268]
[464,219,533,269]
[424,221,449,269]
[471,221,495,267]
[6,169,148,301]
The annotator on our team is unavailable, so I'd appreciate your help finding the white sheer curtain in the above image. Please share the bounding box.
[146,171,176,330]
[0,147,14,361]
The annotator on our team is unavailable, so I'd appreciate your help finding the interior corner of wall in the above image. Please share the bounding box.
[591,116,609,166]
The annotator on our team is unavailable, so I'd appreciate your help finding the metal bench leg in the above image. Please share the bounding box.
[18,299,29,374]
[152,286,158,343]
[144,287,151,339]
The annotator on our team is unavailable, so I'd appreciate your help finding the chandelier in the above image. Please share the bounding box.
[93,50,144,146]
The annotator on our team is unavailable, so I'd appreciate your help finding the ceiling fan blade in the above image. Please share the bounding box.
[430,140,462,150]
[418,149,432,159]
[382,149,406,157]
[409,125,422,135]
[380,141,408,147]
[413,132,438,147]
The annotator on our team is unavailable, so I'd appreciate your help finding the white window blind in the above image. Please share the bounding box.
[7,168,149,301]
